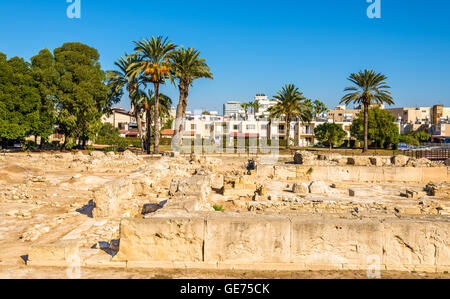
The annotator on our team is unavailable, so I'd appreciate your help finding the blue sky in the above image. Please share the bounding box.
[0,0,449,112]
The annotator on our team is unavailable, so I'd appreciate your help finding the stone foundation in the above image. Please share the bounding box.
[271,166,449,183]
[112,214,450,273]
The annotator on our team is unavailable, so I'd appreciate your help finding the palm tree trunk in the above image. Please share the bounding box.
[153,83,160,154]
[174,83,188,147]
[146,109,152,155]
[286,118,291,149]
[363,103,369,153]
[134,107,145,151]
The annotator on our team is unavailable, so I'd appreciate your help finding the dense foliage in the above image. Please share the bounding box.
[0,53,41,146]
[1,43,116,149]
[351,107,399,149]
[314,123,347,149]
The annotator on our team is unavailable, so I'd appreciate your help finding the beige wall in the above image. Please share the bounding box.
[113,214,450,272]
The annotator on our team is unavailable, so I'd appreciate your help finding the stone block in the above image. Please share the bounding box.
[28,239,80,263]
[204,214,291,263]
[114,217,205,262]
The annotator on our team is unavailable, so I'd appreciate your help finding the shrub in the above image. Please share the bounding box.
[213,205,224,212]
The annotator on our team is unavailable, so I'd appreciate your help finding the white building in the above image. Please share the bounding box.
[254,94,278,118]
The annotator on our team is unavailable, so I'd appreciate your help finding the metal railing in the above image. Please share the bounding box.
[403,149,449,161]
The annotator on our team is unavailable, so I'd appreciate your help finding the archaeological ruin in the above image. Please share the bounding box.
[0,150,449,277]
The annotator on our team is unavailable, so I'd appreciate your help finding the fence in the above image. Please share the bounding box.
[404,149,450,161]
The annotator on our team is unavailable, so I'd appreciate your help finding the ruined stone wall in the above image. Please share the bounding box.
[268,165,449,183]
[114,214,450,272]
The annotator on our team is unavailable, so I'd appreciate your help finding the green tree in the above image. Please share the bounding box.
[340,70,394,152]
[53,43,111,149]
[314,123,347,150]
[0,53,41,147]
[30,49,59,146]
[170,47,213,146]
[269,84,313,149]
[127,36,177,154]
[305,99,328,120]
[399,134,420,146]
[240,102,250,120]
[351,107,399,149]
[412,130,431,143]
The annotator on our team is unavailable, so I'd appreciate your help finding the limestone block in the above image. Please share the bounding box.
[28,239,80,262]
[382,220,450,270]
[369,157,383,167]
[169,175,211,202]
[274,165,297,180]
[422,167,448,183]
[294,151,315,165]
[205,215,291,263]
[92,178,135,218]
[256,165,274,178]
[291,219,383,266]
[292,183,309,195]
[114,217,205,262]
[347,157,370,166]
[349,189,373,197]
[309,181,330,194]
[391,155,410,167]
[394,167,422,182]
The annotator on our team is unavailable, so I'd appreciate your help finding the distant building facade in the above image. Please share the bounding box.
[223,101,242,116]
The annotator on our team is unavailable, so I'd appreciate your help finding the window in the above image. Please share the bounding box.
[233,125,239,130]
[246,124,256,130]
[191,124,197,130]
[205,124,210,130]
[261,125,267,130]
[278,125,285,131]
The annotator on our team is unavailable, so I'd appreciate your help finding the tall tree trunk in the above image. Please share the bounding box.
[363,102,369,153]
[146,108,152,155]
[153,83,160,154]
[286,118,291,149]
[174,83,189,147]
[134,107,145,151]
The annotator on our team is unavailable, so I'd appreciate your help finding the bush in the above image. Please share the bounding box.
[213,205,224,212]
[399,135,420,146]
[22,140,36,151]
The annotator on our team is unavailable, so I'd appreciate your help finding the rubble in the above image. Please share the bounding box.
[309,181,330,194]
[392,155,410,167]
[426,182,450,197]
[294,151,315,165]
[292,183,309,195]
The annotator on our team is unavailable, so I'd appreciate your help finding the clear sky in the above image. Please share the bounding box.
[0,0,449,112]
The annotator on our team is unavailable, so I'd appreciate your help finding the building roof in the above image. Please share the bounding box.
[161,129,175,136]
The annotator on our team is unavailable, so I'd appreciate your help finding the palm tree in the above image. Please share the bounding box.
[127,36,177,154]
[107,54,146,149]
[251,101,260,117]
[170,47,213,146]
[138,90,172,154]
[340,69,394,152]
[269,84,312,149]
[241,102,250,120]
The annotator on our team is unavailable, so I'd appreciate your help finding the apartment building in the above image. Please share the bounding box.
[223,101,242,116]
[388,105,449,125]
[254,94,278,117]
[327,105,360,123]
